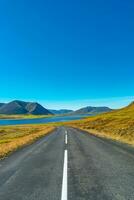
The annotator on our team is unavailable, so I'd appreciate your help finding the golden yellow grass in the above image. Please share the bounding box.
[66,103,134,146]
[0,124,55,159]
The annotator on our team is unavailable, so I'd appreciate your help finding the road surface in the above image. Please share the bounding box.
[0,126,134,200]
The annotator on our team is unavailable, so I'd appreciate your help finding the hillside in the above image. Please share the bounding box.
[0,100,53,115]
[25,102,52,115]
[72,106,112,115]
[67,102,134,145]
[0,103,5,107]
[49,109,73,115]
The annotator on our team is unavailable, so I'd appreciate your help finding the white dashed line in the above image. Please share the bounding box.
[65,134,67,145]
[61,149,68,200]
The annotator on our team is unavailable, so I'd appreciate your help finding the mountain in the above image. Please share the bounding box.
[50,106,112,115]
[0,100,53,115]
[25,102,52,115]
[0,103,5,108]
[72,106,112,115]
[49,109,73,115]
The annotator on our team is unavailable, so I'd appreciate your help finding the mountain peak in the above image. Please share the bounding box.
[0,100,53,115]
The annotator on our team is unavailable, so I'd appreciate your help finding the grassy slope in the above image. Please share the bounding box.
[0,114,53,119]
[66,102,134,145]
[1,102,134,158]
[0,124,55,159]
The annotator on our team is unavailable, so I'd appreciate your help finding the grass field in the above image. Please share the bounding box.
[0,114,53,119]
[1,102,134,159]
[66,102,134,146]
[0,124,55,159]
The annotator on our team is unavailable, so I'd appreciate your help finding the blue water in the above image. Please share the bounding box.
[0,114,90,126]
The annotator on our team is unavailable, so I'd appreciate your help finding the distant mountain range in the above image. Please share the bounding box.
[71,106,112,115]
[49,109,73,115]
[50,106,112,115]
[0,100,52,115]
[0,100,112,116]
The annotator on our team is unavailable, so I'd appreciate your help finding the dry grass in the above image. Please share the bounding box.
[0,124,55,159]
[66,103,134,146]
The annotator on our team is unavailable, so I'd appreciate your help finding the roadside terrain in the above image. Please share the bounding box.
[66,101,134,145]
[0,124,55,159]
[0,127,134,200]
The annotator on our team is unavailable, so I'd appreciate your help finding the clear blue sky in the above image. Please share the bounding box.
[0,0,134,109]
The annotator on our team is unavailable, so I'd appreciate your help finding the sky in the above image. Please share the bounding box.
[0,0,134,109]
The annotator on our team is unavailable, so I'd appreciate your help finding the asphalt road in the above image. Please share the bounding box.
[0,126,134,200]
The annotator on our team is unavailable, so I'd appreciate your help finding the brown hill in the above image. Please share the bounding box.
[67,102,134,145]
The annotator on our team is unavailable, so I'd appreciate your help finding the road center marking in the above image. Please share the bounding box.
[65,134,67,145]
[61,150,68,200]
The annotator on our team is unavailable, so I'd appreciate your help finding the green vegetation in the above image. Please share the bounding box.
[66,102,134,146]
[0,114,53,119]
[0,124,55,159]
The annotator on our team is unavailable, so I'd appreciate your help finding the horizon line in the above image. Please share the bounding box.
[0,96,133,110]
